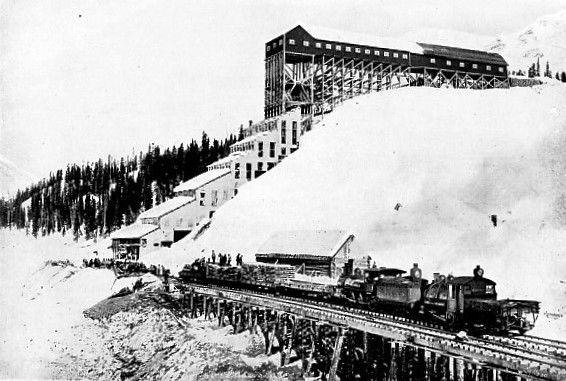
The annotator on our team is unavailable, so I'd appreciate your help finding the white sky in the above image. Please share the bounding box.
[2,0,566,185]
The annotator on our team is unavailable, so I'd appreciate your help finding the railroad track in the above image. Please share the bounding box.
[181,282,566,380]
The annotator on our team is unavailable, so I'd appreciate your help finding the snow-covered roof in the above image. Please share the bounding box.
[208,152,249,168]
[256,230,354,259]
[138,196,194,219]
[299,23,423,54]
[110,223,159,239]
[173,168,231,193]
[417,43,507,66]
[233,131,271,146]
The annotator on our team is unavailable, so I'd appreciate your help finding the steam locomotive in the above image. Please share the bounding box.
[179,260,540,335]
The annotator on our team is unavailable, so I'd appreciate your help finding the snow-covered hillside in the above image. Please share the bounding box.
[160,83,566,337]
[488,9,566,73]
[0,153,38,197]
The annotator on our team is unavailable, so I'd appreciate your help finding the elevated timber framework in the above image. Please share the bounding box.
[265,25,510,118]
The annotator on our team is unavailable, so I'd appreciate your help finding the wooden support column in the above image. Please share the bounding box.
[217,299,222,326]
[189,289,195,318]
[283,315,296,366]
[267,311,280,355]
[202,296,207,319]
[454,357,465,381]
[328,328,346,381]
[304,321,317,376]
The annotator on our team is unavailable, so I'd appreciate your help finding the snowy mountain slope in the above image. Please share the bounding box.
[0,153,38,197]
[488,9,566,72]
[164,83,566,337]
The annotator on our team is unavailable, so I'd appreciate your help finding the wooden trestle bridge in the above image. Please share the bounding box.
[178,284,566,381]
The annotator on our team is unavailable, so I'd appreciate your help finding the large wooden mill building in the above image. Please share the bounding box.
[265,24,509,118]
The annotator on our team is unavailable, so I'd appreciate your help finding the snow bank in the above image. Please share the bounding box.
[168,84,566,338]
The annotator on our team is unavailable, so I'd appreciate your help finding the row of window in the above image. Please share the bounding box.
[268,38,410,60]
[428,58,504,72]
[280,120,298,146]
[267,38,505,74]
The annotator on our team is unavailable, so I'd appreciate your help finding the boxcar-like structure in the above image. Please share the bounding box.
[265,25,509,118]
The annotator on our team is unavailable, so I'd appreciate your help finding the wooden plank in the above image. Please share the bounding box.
[267,312,280,355]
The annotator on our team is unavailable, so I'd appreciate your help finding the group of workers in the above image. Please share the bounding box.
[196,250,245,266]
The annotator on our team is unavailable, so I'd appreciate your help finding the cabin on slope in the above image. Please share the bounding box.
[255,230,363,278]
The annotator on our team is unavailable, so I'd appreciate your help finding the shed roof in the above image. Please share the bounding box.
[110,223,159,239]
[256,230,353,259]
[173,168,231,193]
[299,24,422,54]
[449,276,496,286]
[138,196,193,219]
[416,43,507,66]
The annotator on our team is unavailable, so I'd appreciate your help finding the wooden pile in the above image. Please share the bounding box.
[207,263,295,285]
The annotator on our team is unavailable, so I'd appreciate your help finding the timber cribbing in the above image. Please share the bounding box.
[185,283,566,381]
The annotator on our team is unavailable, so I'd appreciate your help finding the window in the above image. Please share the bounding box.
[472,63,478,69]
[269,142,276,158]
[384,51,390,57]
[292,121,298,145]
[486,65,492,71]
[402,53,408,59]
[200,191,205,206]
[223,190,228,200]
[345,46,351,52]
[430,58,436,64]
[325,43,331,49]
[374,50,380,55]
[266,46,271,52]
[355,47,361,53]
[235,163,240,179]
[498,67,504,73]
[459,62,465,68]
[303,40,309,47]
[234,188,238,196]
[258,162,263,172]
[289,39,295,45]
[393,52,399,58]
[279,39,283,45]
[258,141,263,157]
[246,163,252,180]
[315,42,321,48]
[336,45,342,51]
[281,147,287,156]
[211,190,218,206]
[446,60,452,66]
[365,49,370,54]
[281,125,286,144]
[267,162,275,170]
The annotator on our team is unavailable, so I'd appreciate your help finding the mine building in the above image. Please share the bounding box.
[265,24,509,118]
[256,230,364,278]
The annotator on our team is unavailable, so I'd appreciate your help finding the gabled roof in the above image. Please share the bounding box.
[110,223,159,239]
[256,230,354,259]
[417,43,508,66]
[297,24,422,54]
[138,196,193,219]
[173,168,231,193]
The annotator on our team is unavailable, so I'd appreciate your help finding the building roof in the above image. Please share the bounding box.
[173,168,231,193]
[256,230,354,259]
[299,24,422,54]
[208,151,249,169]
[138,196,193,219]
[110,223,159,239]
[417,43,508,66]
